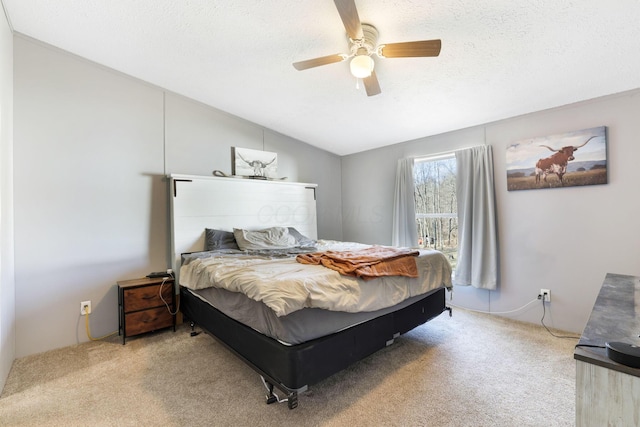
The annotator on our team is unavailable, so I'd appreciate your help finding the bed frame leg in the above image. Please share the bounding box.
[286,392,298,410]
[189,321,200,337]
[262,376,278,405]
[260,376,299,409]
[445,306,453,317]
[265,381,277,405]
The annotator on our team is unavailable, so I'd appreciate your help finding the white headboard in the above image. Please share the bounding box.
[168,174,318,281]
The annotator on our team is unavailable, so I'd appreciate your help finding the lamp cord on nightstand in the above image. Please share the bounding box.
[159,276,180,315]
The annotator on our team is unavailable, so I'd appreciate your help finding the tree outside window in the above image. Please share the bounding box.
[414,155,458,270]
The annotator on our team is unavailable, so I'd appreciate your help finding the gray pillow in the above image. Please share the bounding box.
[233,227,297,251]
[288,227,316,248]
[204,229,239,251]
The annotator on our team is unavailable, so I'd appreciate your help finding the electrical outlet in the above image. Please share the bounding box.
[80,300,91,315]
[540,289,551,303]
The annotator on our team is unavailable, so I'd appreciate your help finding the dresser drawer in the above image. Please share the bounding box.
[123,282,173,312]
[124,306,174,337]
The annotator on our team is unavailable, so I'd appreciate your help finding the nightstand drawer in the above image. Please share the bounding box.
[123,283,173,312]
[118,277,176,344]
[124,306,174,336]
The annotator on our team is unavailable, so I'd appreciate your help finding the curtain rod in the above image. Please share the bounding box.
[414,149,459,162]
[413,144,487,162]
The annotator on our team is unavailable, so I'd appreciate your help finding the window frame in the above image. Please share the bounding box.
[413,153,458,269]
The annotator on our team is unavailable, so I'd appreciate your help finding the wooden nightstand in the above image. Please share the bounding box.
[117,276,176,344]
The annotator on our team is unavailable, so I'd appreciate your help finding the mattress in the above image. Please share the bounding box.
[180,240,453,317]
[186,286,441,345]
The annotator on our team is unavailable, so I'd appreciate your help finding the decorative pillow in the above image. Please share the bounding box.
[233,227,297,251]
[288,227,316,248]
[204,228,240,251]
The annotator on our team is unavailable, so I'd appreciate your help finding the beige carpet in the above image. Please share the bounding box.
[0,308,577,426]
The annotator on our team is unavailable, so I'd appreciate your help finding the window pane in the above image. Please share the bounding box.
[414,156,458,269]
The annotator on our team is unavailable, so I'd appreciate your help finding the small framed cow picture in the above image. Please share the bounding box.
[505,126,607,191]
[231,147,278,179]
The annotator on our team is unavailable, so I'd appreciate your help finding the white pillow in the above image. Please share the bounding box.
[233,227,297,250]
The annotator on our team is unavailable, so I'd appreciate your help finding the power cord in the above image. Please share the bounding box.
[539,298,581,340]
[449,294,582,340]
[84,305,118,341]
[447,297,540,315]
[575,343,606,350]
[159,274,180,316]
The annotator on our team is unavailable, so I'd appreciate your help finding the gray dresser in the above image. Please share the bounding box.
[574,273,640,426]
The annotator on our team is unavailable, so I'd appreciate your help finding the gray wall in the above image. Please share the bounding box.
[0,7,15,391]
[164,94,343,240]
[12,36,342,357]
[342,91,640,333]
[9,29,640,360]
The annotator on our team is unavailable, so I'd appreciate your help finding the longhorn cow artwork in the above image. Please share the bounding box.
[506,126,607,191]
[534,136,596,184]
[232,147,278,179]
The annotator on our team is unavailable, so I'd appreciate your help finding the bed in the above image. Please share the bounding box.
[169,174,453,409]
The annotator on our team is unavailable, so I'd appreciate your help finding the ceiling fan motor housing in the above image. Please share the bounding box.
[349,23,378,56]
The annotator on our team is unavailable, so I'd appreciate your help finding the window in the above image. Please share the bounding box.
[413,155,458,269]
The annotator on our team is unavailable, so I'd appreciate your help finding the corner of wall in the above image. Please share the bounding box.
[0,4,16,393]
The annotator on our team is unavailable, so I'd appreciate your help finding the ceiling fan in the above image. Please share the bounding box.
[293,0,442,96]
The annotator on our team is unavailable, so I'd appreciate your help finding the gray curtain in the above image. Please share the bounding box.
[455,145,499,289]
[392,157,418,248]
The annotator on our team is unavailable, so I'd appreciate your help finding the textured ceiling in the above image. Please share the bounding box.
[3,0,640,156]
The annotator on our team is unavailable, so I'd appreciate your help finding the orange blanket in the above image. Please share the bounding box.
[296,246,419,280]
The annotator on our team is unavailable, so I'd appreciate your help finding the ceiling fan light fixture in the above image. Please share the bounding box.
[291,4,441,97]
[350,54,374,78]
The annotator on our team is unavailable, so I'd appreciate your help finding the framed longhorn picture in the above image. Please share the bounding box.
[506,126,607,191]
[232,147,278,179]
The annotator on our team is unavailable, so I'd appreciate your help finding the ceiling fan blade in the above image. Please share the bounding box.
[334,0,363,40]
[363,71,381,96]
[293,54,346,71]
[379,40,442,58]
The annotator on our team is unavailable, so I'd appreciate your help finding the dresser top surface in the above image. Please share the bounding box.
[575,273,640,376]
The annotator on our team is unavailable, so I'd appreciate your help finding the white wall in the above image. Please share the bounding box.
[12,36,342,357]
[342,91,640,334]
[164,94,343,240]
[0,3,15,391]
